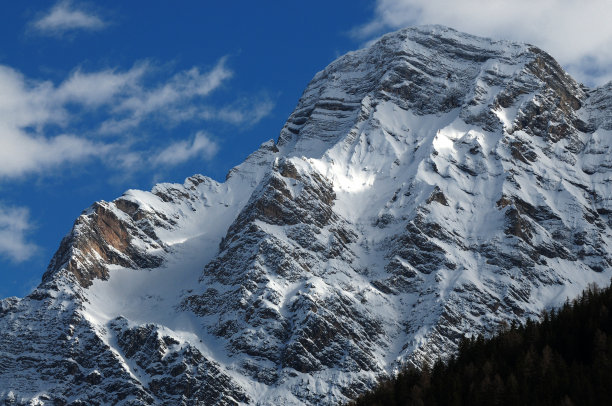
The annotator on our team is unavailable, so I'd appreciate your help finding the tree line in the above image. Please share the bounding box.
[350,280,612,405]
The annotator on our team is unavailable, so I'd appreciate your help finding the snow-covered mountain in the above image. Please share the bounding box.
[2,25,612,405]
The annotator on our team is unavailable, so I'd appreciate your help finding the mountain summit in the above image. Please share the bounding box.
[2,25,612,405]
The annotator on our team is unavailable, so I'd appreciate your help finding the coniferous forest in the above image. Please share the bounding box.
[350,281,612,406]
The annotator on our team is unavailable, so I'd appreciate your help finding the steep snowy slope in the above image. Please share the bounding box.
[1,25,612,405]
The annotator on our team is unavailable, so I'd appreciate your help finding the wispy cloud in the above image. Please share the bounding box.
[0,57,253,179]
[353,0,612,86]
[200,95,276,126]
[101,58,233,133]
[0,204,38,263]
[151,132,219,167]
[32,0,106,35]
[56,64,146,107]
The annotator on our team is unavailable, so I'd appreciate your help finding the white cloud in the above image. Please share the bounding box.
[104,58,233,132]
[200,96,276,126]
[0,66,107,178]
[152,132,219,166]
[56,64,146,107]
[0,58,236,179]
[354,0,612,86]
[0,127,106,178]
[0,66,61,128]
[32,0,106,35]
[0,204,38,263]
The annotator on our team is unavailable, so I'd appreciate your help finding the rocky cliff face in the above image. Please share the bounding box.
[1,25,612,405]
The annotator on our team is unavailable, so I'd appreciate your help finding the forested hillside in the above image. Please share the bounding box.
[351,280,612,406]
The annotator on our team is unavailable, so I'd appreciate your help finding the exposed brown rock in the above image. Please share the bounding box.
[43,202,162,287]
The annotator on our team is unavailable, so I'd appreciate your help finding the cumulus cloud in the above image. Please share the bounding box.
[32,0,106,35]
[0,204,38,263]
[151,132,219,166]
[354,0,612,86]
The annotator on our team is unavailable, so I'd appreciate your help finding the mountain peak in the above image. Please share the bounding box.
[2,26,612,405]
[276,24,585,161]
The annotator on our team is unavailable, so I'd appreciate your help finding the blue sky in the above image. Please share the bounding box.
[1,0,610,298]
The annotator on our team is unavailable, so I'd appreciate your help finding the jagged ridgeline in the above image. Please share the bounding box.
[1,25,612,405]
[350,280,612,406]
